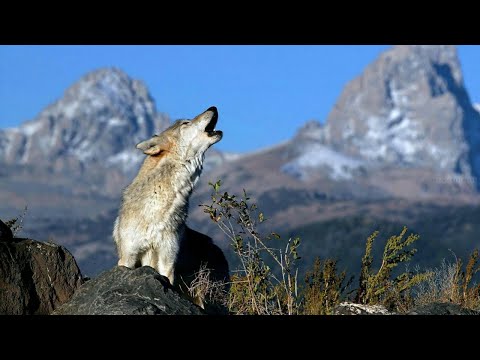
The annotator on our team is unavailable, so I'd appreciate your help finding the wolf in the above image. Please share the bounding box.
[113,106,229,308]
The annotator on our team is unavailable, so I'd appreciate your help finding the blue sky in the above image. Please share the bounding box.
[0,45,479,153]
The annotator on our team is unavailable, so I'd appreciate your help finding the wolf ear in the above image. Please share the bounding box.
[136,135,168,156]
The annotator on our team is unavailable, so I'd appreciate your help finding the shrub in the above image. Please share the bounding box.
[302,257,353,315]
[202,180,301,315]
[355,226,432,312]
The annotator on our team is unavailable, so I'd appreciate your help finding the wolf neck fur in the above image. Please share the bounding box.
[128,152,205,229]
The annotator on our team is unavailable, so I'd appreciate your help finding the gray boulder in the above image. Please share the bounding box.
[408,303,480,315]
[0,238,84,314]
[53,266,205,315]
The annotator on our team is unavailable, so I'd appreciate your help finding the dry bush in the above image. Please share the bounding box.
[414,250,480,310]
[184,263,229,312]
[202,180,301,315]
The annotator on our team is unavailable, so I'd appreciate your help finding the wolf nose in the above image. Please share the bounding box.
[206,106,217,114]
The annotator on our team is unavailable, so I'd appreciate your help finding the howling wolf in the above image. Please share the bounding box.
[113,106,229,307]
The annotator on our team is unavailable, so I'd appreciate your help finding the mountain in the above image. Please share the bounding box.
[0,68,169,178]
[283,45,480,194]
[2,46,480,277]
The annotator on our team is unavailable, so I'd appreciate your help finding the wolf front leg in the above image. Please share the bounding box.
[154,240,180,286]
[118,253,139,268]
[157,260,175,287]
[113,218,140,268]
[116,241,141,268]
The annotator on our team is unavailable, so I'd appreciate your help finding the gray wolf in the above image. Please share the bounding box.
[113,106,229,308]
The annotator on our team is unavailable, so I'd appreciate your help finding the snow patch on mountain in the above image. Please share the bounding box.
[221,152,244,161]
[20,120,43,136]
[106,150,143,173]
[282,144,363,180]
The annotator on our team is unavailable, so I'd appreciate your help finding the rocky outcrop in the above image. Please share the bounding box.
[0,237,84,315]
[333,302,395,315]
[408,303,480,315]
[53,266,205,315]
[0,219,13,241]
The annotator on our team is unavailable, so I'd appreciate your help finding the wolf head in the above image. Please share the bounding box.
[136,106,223,161]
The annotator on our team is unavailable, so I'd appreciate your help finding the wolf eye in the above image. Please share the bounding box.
[181,121,190,126]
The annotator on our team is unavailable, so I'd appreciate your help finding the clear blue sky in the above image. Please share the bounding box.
[1,45,479,153]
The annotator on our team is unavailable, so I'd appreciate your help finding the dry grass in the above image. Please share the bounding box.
[185,264,229,310]
[414,250,480,310]
[414,259,458,305]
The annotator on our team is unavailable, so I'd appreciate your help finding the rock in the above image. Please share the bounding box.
[53,266,205,315]
[408,303,480,315]
[333,302,395,315]
[0,219,13,241]
[0,238,84,315]
[333,302,480,315]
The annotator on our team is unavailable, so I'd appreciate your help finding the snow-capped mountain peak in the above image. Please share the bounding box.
[0,67,170,173]
[287,45,480,186]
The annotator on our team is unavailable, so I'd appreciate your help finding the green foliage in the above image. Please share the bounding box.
[202,180,301,315]
[355,226,432,312]
[302,257,353,315]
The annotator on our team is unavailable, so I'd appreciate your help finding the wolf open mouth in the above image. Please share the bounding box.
[205,107,222,137]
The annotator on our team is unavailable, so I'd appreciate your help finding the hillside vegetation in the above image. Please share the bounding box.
[198,181,480,314]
